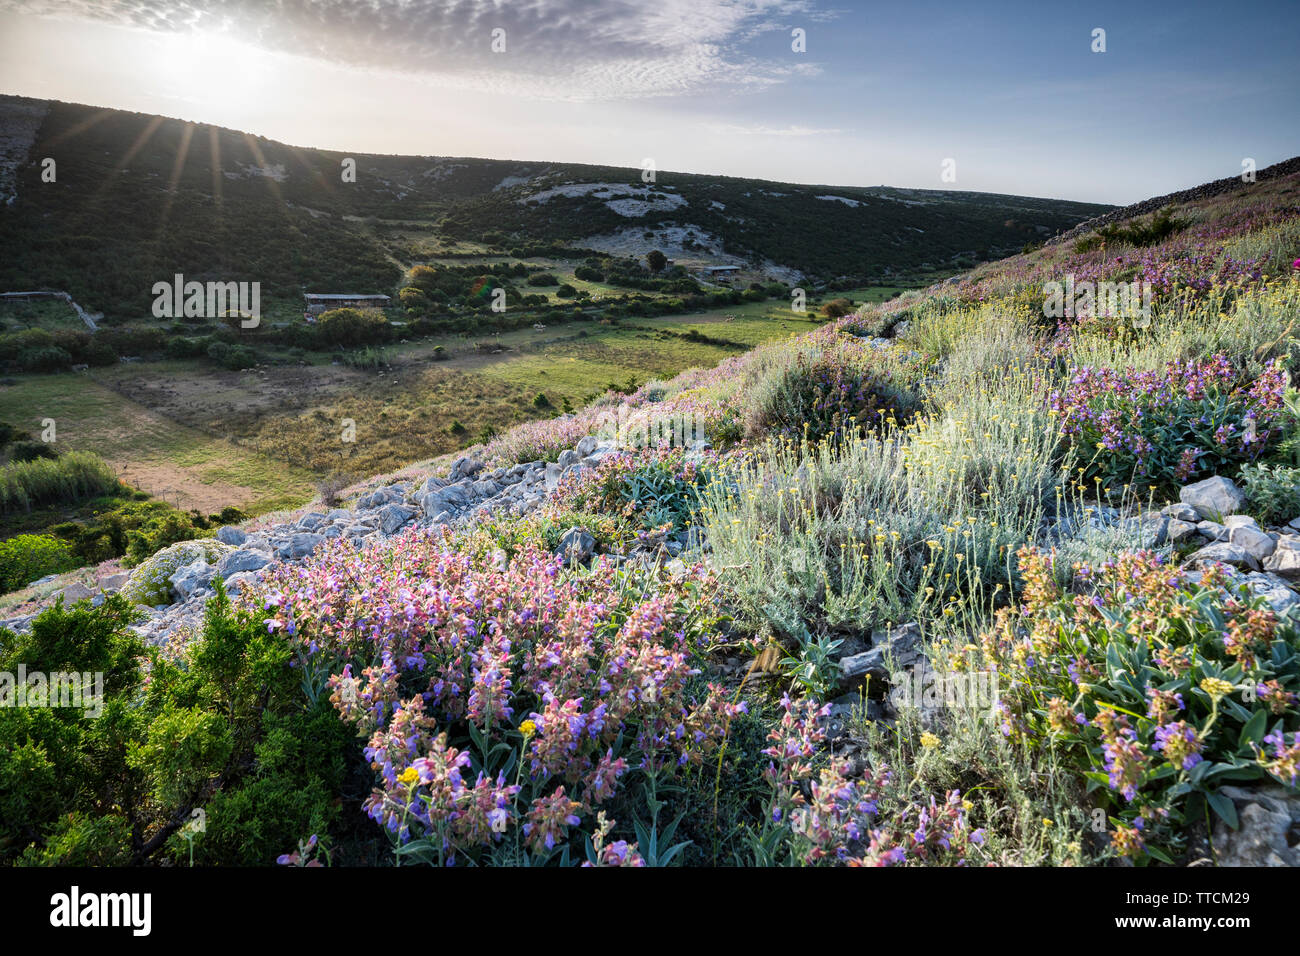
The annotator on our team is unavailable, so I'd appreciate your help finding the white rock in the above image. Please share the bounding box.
[1263,548,1300,580]
[1228,524,1277,560]
[1186,541,1260,571]
[1179,476,1248,520]
[1197,521,1228,542]
[215,525,247,546]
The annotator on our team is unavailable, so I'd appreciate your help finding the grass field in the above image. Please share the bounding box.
[0,373,316,515]
[0,298,89,332]
[0,306,812,515]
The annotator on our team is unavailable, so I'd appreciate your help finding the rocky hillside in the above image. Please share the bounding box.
[0,95,1110,319]
[3,155,1299,870]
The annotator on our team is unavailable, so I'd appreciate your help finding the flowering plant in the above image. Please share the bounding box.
[258,528,742,865]
[747,343,922,445]
[1049,356,1287,493]
[981,547,1300,862]
[752,695,986,866]
[550,447,717,534]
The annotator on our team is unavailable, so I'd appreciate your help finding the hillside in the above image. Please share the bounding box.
[4,153,1299,869]
[0,95,1110,320]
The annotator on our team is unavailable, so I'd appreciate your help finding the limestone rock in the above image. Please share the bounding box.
[1179,476,1247,520]
[215,525,247,546]
[1186,541,1260,571]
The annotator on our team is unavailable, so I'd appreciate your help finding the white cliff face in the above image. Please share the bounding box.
[0,96,49,206]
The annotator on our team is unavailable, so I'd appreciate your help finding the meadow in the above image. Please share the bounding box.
[5,162,1298,869]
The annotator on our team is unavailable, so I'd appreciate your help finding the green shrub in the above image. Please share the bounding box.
[340,346,389,369]
[16,813,133,866]
[123,509,209,565]
[0,587,362,866]
[316,307,390,348]
[821,297,854,318]
[982,548,1300,863]
[745,343,921,444]
[186,707,350,865]
[550,448,715,534]
[17,345,72,373]
[206,341,259,370]
[6,439,57,463]
[0,451,120,514]
[1241,462,1300,526]
[1073,208,1186,253]
[0,534,80,593]
[44,498,220,568]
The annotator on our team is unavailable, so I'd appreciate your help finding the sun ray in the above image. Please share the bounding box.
[154,121,195,240]
[208,125,223,207]
[286,144,333,197]
[241,131,293,225]
[41,107,113,149]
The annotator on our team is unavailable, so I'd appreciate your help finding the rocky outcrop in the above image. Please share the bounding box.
[1211,785,1300,866]
[33,439,626,646]
[1179,476,1248,521]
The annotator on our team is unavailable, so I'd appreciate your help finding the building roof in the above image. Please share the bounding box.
[303,293,391,301]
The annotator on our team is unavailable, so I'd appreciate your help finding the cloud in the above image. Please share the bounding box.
[705,122,844,136]
[2,0,835,100]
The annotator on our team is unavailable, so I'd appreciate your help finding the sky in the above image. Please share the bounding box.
[0,0,1297,204]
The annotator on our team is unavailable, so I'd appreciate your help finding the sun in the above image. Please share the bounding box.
[145,28,275,115]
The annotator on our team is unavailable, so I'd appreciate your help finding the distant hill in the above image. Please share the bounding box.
[0,95,1112,320]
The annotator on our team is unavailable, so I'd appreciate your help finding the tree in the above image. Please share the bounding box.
[646,249,668,274]
[316,308,389,348]
[821,298,854,319]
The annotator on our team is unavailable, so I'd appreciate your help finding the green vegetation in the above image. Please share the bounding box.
[0,535,78,592]
[0,451,120,514]
[1073,207,1186,253]
[0,98,1106,328]
[0,587,365,866]
[1240,461,1300,525]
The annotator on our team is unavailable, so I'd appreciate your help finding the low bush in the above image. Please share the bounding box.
[0,534,78,592]
[1050,356,1288,495]
[821,297,854,319]
[206,341,259,370]
[315,308,390,348]
[0,451,121,514]
[0,588,361,866]
[980,548,1300,863]
[1240,461,1300,526]
[745,343,922,444]
[701,375,1063,655]
[5,440,57,463]
[43,499,241,569]
[550,448,716,534]
[1073,208,1186,253]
